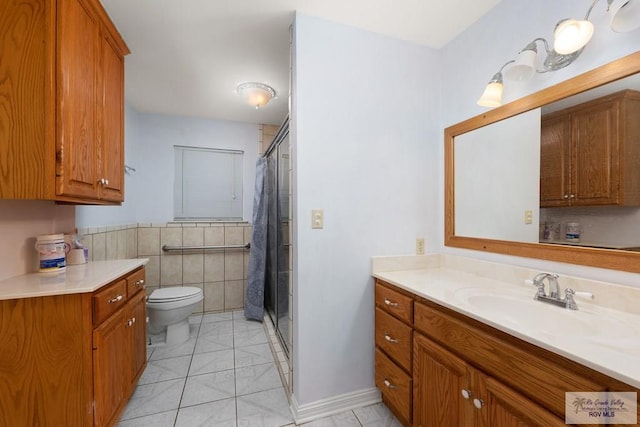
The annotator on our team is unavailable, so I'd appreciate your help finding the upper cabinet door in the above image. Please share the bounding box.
[540,114,572,207]
[57,0,100,199]
[571,99,620,206]
[98,33,125,202]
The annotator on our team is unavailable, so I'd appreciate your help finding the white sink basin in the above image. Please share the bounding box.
[464,294,597,336]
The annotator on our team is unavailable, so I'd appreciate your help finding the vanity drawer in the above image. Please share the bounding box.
[375,348,412,425]
[375,281,413,324]
[93,279,128,325]
[375,308,412,372]
[126,268,146,297]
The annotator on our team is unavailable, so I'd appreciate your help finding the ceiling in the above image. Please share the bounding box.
[100,0,502,125]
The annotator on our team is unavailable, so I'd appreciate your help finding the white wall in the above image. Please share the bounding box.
[76,103,141,227]
[438,0,640,286]
[78,106,261,225]
[291,13,441,406]
[0,201,75,281]
[455,108,540,242]
[133,112,259,223]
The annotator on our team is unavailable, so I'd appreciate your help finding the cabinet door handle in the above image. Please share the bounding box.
[108,295,123,304]
[384,334,398,343]
[569,194,575,199]
[383,298,398,307]
[563,194,569,199]
[473,398,484,409]
[104,179,109,186]
[383,379,397,389]
[126,319,133,327]
[461,389,472,400]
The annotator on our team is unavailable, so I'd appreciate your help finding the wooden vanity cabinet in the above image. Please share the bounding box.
[412,298,639,427]
[413,332,567,427]
[0,267,146,426]
[374,277,640,426]
[0,0,129,204]
[540,90,640,208]
[375,281,414,426]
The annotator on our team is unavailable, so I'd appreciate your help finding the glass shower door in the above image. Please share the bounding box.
[276,134,290,354]
[264,129,290,355]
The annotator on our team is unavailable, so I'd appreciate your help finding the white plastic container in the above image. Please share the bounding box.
[565,222,581,242]
[35,234,66,273]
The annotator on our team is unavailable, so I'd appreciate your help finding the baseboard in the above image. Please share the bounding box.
[290,387,381,424]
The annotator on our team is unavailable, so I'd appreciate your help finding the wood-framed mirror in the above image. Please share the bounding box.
[445,50,640,273]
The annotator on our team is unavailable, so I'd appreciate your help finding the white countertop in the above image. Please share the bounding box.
[0,259,148,300]
[373,257,640,389]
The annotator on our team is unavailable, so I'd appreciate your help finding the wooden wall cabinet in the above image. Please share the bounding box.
[0,267,146,426]
[540,90,640,208]
[0,0,129,204]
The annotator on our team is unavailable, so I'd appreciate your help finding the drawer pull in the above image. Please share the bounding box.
[135,279,145,286]
[473,398,484,409]
[384,334,399,344]
[108,295,123,304]
[383,379,397,389]
[383,298,399,307]
[461,389,472,400]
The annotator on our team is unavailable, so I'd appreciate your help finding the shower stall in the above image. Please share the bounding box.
[264,118,291,355]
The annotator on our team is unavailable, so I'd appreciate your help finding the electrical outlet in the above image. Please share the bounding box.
[524,210,533,224]
[416,238,425,255]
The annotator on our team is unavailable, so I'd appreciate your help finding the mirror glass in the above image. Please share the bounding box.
[445,52,640,273]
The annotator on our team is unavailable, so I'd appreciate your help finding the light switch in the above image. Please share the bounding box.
[312,209,323,229]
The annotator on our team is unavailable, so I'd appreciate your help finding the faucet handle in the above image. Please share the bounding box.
[564,288,578,310]
[564,288,594,310]
[574,290,594,300]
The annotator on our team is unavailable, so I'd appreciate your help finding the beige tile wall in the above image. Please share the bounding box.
[77,222,251,314]
[259,124,279,155]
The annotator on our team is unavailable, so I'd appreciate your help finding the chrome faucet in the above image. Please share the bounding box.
[532,272,560,299]
[529,273,586,310]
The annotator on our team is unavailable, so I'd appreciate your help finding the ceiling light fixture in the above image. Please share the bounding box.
[236,82,276,109]
[478,0,640,108]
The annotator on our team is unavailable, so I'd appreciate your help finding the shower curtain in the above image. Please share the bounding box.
[244,157,268,321]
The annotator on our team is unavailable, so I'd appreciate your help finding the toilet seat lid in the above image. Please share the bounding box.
[148,286,202,303]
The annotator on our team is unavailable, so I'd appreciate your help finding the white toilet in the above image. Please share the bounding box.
[146,286,204,346]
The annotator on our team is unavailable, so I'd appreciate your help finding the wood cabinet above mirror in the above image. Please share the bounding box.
[445,51,640,273]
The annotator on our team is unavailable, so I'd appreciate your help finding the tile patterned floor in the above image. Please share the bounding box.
[119,311,401,427]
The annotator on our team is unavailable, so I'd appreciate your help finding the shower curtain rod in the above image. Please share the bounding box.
[162,243,250,252]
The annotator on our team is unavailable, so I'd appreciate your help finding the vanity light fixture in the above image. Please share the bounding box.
[477,60,514,107]
[478,0,640,107]
[235,82,276,109]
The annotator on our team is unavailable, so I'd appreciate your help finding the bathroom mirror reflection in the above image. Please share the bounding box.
[445,51,640,273]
